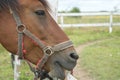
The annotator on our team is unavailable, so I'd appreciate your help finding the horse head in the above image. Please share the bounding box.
[0,0,79,79]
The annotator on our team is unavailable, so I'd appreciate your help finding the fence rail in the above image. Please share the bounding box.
[57,12,120,33]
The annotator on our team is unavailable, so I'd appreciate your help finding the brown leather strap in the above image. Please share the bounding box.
[23,29,47,49]
[23,29,73,71]
[10,8,25,59]
[53,40,73,52]
[36,41,73,72]
[17,33,24,59]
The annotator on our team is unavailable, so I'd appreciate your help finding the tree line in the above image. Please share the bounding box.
[59,7,80,13]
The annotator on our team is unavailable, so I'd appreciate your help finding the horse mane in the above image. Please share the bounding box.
[0,0,51,12]
[0,0,19,12]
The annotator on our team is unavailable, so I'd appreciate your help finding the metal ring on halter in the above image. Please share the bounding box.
[43,46,54,56]
[16,24,26,33]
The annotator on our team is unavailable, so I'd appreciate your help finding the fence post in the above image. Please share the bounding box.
[60,15,64,27]
[109,11,113,33]
[14,55,21,80]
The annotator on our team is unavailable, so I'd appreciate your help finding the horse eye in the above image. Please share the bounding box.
[35,10,45,16]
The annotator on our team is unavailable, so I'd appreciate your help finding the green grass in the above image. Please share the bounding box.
[0,47,13,80]
[58,15,120,24]
[0,46,33,80]
[81,38,120,80]
[64,27,120,46]
[113,15,120,22]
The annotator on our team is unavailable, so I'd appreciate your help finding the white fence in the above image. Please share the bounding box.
[58,12,120,33]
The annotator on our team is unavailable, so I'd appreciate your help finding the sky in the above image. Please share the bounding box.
[48,0,120,12]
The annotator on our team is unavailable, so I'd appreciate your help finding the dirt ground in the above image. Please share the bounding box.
[73,40,106,80]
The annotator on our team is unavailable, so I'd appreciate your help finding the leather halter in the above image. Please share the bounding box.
[9,7,73,79]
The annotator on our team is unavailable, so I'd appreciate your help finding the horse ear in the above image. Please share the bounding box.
[0,0,19,12]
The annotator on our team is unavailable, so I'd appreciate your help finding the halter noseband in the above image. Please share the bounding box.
[10,8,73,79]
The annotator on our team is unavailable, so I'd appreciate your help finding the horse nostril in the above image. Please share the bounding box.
[70,53,79,60]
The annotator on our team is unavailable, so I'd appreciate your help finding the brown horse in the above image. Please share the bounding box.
[0,0,79,80]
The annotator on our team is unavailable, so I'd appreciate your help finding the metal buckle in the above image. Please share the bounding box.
[16,24,26,33]
[43,46,54,56]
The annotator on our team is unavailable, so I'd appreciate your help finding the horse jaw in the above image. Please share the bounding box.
[46,50,77,80]
[49,62,65,80]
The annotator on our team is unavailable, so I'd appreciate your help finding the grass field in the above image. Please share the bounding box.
[64,27,120,46]
[81,38,120,80]
[58,15,120,24]
[0,15,120,80]
[64,27,120,80]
